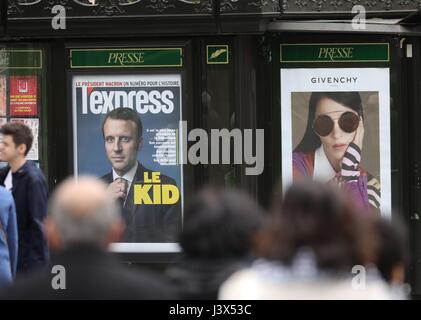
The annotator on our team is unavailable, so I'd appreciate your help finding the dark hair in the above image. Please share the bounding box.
[255,180,378,271]
[374,217,408,283]
[0,122,33,156]
[101,108,143,142]
[179,188,265,259]
[294,92,363,153]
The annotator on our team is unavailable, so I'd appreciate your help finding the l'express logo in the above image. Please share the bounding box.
[80,87,175,114]
[107,52,145,66]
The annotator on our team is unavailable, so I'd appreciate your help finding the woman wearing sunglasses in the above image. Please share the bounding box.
[293,91,380,211]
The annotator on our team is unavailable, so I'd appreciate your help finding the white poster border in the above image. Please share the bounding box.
[280,68,391,217]
[71,73,184,252]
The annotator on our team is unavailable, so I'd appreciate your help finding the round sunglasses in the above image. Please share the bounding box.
[312,111,360,137]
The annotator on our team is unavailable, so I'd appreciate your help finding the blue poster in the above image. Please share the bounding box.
[72,74,183,246]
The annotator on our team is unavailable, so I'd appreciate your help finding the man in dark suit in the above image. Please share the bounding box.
[1,177,175,299]
[101,108,181,243]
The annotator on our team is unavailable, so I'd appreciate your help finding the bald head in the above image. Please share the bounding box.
[47,176,123,250]
[53,177,110,218]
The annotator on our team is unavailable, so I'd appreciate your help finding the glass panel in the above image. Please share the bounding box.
[0,45,48,181]
[202,42,236,187]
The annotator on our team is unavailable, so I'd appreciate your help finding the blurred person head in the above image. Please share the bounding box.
[45,176,124,251]
[102,108,143,176]
[0,122,33,163]
[256,180,378,272]
[179,187,265,259]
[373,217,408,285]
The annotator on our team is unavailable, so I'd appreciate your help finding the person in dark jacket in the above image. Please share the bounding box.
[166,187,265,299]
[0,123,49,274]
[2,176,175,300]
[0,186,18,287]
[101,107,181,243]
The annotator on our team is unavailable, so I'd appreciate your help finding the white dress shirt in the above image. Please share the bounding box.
[112,162,138,205]
[313,146,337,183]
[4,169,12,192]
